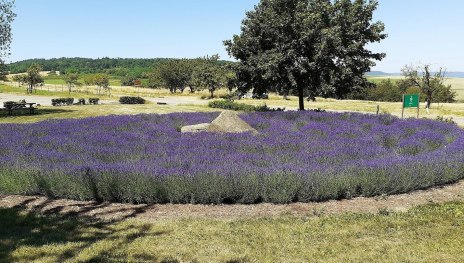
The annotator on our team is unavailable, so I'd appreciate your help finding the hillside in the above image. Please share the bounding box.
[7,57,231,77]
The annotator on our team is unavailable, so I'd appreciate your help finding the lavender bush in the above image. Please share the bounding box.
[0,112,463,204]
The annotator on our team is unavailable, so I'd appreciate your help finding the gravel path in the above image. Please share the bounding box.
[1,180,463,221]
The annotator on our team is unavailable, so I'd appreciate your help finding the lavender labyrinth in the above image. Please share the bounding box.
[0,111,463,204]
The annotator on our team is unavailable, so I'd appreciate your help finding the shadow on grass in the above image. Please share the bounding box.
[0,108,75,118]
[0,198,168,263]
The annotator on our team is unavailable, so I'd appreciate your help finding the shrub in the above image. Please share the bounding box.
[77,98,86,105]
[89,98,99,105]
[119,96,145,104]
[209,100,256,112]
[367,79,402,102]
[51,98,74,106]
[208,100,284,112]
[3,101,18,109]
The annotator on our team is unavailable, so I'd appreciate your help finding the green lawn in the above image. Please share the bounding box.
[1,202,463,263]
[0,104,217,124]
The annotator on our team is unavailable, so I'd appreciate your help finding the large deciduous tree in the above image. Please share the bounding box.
[149,59,193,93]
[0,0,16,80]
[192,55,224,99]
[224,0,386,110]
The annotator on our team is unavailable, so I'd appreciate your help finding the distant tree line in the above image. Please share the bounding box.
[7,57,169,77]
[7,57,231,77]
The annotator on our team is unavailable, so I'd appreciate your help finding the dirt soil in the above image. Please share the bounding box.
[1,180,463,222]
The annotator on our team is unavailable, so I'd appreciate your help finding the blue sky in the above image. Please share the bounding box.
[8,0,464,72]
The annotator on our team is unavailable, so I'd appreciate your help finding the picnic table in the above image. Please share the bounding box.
[2,102,37,115]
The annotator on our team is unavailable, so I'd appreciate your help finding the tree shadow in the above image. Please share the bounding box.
[0,108,75,118]
[0,198,167,262]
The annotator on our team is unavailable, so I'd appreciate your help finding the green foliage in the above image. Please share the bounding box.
[367,76,457,103]
[0,0,16,79]
[367,79,402,102]
[149,59,194,92]
[120,75,137,86]
[62,72,80,93]
[402,64,456,106]
[225,0,386,110]
[208,100,284,112]
[88,98,99,105]
[7,57,165,75]
[192,55,225,98]
[94,73,110,95]
[119,96,145,104]
[208,100,257,112]
[24,64,44,94]
[51,98,74,106]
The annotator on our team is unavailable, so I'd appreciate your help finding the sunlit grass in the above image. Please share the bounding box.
[239,96,464,118]
[1,202,463,262]
[0,104,217,124]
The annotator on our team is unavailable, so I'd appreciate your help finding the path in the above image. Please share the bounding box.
[1,180,463,221]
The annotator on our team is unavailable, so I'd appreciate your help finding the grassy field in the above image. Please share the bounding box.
[0,84,115,100]
[0,104,216,124]
[43,76,122,87]
[240,95,464,118]
[1,202,463,262]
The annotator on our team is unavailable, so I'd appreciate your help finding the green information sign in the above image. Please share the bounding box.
[402,94,420,118]
[403,94,420,108]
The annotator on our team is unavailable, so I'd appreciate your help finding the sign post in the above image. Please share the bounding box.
[402,94,420,119]
[134,79,142,97]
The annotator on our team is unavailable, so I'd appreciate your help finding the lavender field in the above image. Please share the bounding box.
[0,111,463,204]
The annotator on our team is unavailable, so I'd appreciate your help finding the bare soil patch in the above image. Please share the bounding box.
[1,180,463,222]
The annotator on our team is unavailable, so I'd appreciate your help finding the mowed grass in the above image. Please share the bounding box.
[1,202,463,263]
[0,104,217,124]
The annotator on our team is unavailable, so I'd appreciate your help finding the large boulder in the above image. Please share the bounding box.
[180,123,211,133]
[181,111,258,134]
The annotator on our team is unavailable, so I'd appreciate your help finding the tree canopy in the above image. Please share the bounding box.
[24,64,44,94]
[0,0,16,80]
[225,0,387,110]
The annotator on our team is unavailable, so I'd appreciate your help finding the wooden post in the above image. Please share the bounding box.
[401,94,404,119]
[417,94,420,118]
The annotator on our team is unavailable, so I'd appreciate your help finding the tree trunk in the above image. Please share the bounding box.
[298,86,305,110]
[210,87,214,99]
[426,94,432,109]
